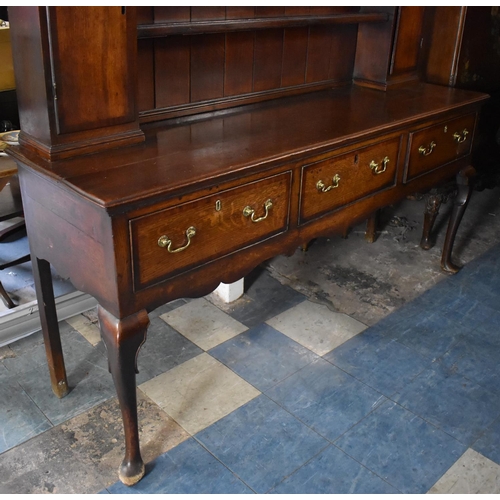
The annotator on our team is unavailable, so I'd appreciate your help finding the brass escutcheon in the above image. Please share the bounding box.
[316,174,341,193]
[453,128,469,144]
[243,199,273,222]
[418,141,436,156]
[369,156,389,175]
[158,226,196,253]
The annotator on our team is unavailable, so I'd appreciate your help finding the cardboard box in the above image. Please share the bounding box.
[0,26,16,91]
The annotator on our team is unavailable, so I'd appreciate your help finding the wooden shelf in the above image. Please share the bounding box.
[137,12,389,38]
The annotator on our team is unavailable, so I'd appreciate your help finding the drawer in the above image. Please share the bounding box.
[405,113,476,182]
[299,136,401,224]
[130,172,291,289]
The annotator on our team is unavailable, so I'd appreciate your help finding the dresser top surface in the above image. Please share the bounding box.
[9,82,488,210]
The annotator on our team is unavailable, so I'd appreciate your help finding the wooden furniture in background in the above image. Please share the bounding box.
[0,155,28,308]
[7,6,489,486]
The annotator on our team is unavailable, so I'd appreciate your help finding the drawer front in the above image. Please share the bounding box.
[131,172,291,289]
[300,136,401,224]
[405,113,476,182]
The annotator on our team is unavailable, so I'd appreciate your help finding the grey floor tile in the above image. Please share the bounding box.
[18,357,116,426]
[209,323,318,391]
[0,363,52,454]
[271,445,399,494]
[394,364,500,446]
[136,316,203,384]
[195,394,328,493]
[148,298,189,320]
[107,438,252,494]
[335,400,466,494]
[0,391,187,494]
[217,268,307,328]
[5,324,116,426]
[266,357,386,442]
[5,321,106,374]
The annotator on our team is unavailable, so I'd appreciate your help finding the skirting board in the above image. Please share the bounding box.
[0,291,98,348]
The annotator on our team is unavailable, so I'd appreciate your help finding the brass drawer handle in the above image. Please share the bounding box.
[369,156,389,175]
[453,128,469,143]
[418,141,436,156]
[158,226,196,253]
[316,174,340,193]
[243,199,273,223]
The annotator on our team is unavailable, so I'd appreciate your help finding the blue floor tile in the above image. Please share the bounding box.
[473,417,500,465]
[439,333,500,397]
[423,287,498,331]
[195,394,328,493]
[107,438,252,494]
[467,310,500,346]
[458,245,500,282]
[393,364,500,446]
[335,400,466,494]
[209,324,318,391]
[271,445,399,494]
[380,307,468,361]
[266,358,386,442]
[324,329,430,396]
[433,248,500,313]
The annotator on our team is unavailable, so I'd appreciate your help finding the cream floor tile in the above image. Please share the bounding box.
[428,448,500,494]
[139,352,260,435]
[266,300,367,356]
[66,313,101,346]
[160,298,247,351]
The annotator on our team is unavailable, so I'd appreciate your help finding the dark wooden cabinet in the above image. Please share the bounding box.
[354,6,425,89]
[423,6,500,188]
[9,7,144,160]
[6,6,488,487]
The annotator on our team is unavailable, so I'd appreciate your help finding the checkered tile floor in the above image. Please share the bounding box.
[2,246,500,493]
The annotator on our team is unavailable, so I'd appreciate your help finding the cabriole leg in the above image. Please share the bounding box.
[98,306,149,486]
[31,256,69,398]
[420,194,443,250]
[441,166,476,274]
